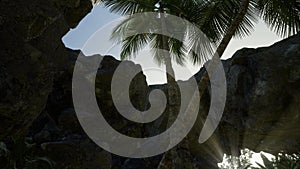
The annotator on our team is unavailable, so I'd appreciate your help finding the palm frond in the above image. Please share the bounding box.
[233,0,259,38]
[110,16,133,42]
[168,37,187,66]
[196,0,237,42]
[120,33,151,60]
[150,34,168,66]
[257,0,300,37]
[186,24,216,65]
[101,0,157,15]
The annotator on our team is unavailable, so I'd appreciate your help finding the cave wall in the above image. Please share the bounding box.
[1,0,300,168]
[187,33,300,166]
[0,0,92,140]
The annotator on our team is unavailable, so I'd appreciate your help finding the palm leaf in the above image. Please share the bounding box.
[101,0,157,15]
[168,37,187,66]
[150,34,168,66]
[233,0,259,38]
[257,0,300,37]
[120,34,151,60]
[187,26,216,65]
[110,14,153,60]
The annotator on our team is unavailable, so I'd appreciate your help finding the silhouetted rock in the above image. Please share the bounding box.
[1,0,299,167]
[0,0,92,141]
[188,33,300,167]
[27,51,150,169]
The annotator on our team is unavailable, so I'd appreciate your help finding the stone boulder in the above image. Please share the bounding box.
[26,50,150,169]
[0,0,92,140]
[187,33,300,167]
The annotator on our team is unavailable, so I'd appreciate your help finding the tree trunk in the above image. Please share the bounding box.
[157,0,251,167]
[157,10,195,169]
[198,0,251,95]
[160,8,178,130]
[158,0,251,168]
[158,46,194,169]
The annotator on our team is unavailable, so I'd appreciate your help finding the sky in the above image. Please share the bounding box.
[62,4,282,85]
[62,4,278,166]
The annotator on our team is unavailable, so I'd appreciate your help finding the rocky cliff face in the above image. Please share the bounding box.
[1,0,300,168]
[187,33,300,168]
[0,0,92,140]
[219,34,300,155]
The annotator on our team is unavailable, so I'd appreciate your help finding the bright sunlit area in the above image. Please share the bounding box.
[218,149,274,168]
[2,0,299,168]
[62,4,282,85]
[62,4,284,168]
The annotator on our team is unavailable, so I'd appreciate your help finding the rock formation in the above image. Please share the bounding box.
[188,33,300,168]
[0,0,92,141]
[1,0,299,168]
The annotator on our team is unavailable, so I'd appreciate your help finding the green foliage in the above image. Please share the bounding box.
[256,0,300,37]
[100,0,300,65]
[102,0,220,66]
[219,150,300,169]
[218,148,254,169]
[0,140,54,169]
[254,153,300,169]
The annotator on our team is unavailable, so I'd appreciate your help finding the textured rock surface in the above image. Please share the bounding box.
[0,0,92,140]
[28,34,298,169]
[26,51,151,169]
[1,0,299,168]
[223,34,300,154]
[188,33,300,167]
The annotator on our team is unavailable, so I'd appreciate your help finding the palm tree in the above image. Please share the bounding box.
[98,0,258,126]
[198,0,300,94]
[100,0,219,132]
[96,0,300,167]
[101,0,216,87]
[97,0,300,80]
[99,1,221,168]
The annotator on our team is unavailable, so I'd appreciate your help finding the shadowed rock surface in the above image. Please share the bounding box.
[219,35,300,155]
[0,0,92,141]
[186,33,300,168]
[1,0,300,168]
